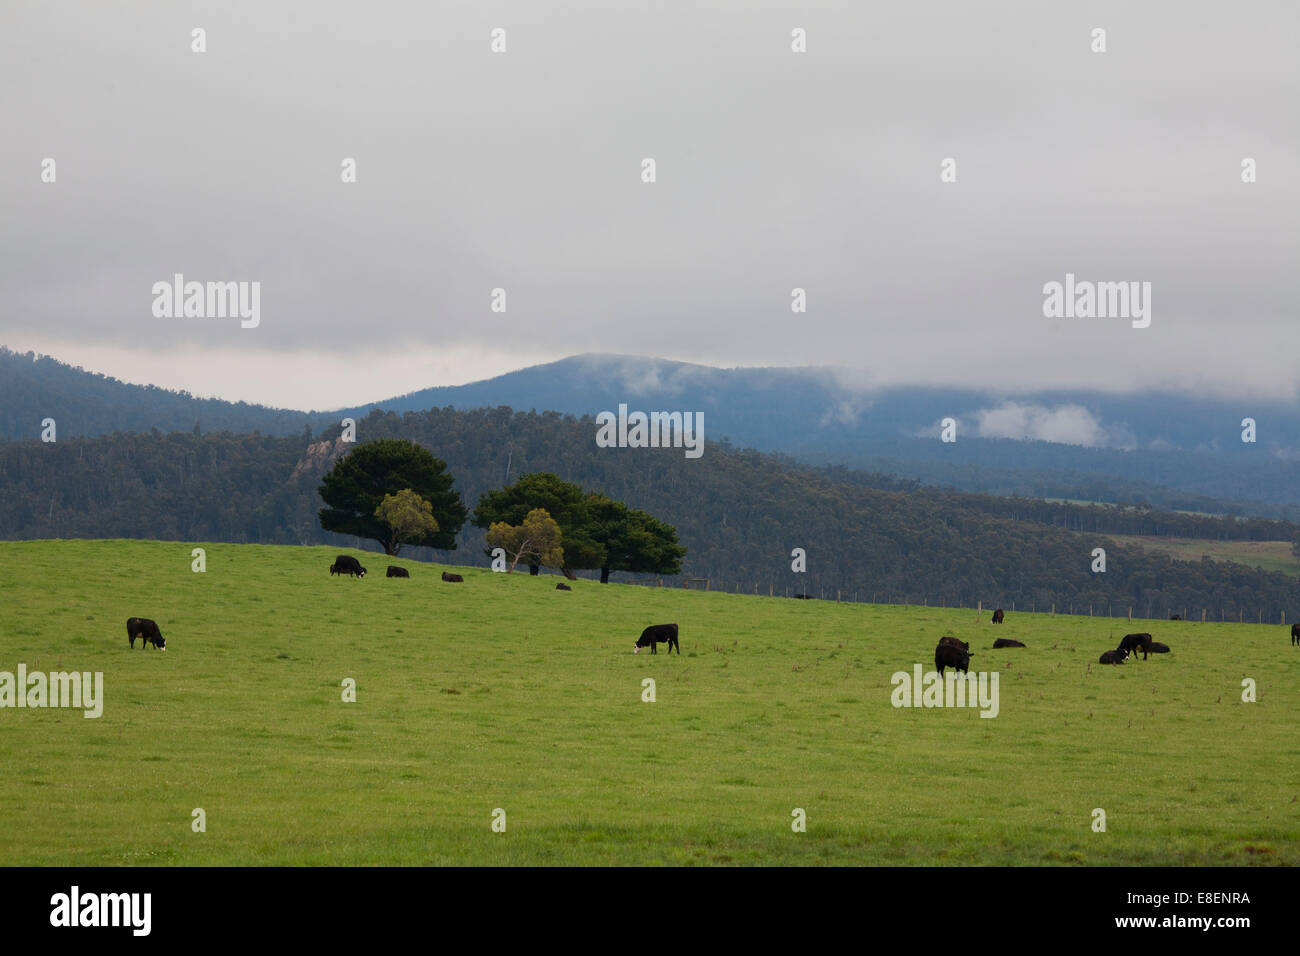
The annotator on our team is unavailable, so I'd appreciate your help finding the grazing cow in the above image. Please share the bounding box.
[938,636,970,651]
[1169,614,1182,621]
[1292,623,1300,646]
[993,638,1025,649]
[634,623,679,655]
[1118,633,1153,661]
[934,642,972,675]
[126,617,166,651]
[1147,642,1171,653]
[386,566,409,578]
[555,583,571,591]
[1099,648,1129,665]
[330,555,366,578]
[441,571,464,583]
[991,608,1005,624]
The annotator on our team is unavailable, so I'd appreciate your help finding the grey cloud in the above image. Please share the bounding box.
[1,1,1296,409]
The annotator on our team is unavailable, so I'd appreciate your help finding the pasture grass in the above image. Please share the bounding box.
[0,539,1296,866]
[1103,534,1300,579]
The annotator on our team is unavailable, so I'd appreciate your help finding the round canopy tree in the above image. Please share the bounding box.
[374,489,440,556]
[319,439,466,555]
[473,472,602,576]
[586,494,686,583]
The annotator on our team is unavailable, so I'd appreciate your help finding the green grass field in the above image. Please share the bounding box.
[1,539,1296,866]
[1104,535,1300,578]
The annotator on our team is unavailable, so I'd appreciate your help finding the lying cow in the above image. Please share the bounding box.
[938,636,970,651]
[794,593,812,600]
[1169,614,1182,621]
[556,583,571,591]
[634,623,679,655]
[331,555,366,578]
[386,566,409,578]
[441,571,464,583]
[993,638,1025,648]
[1118,633,1153,661]
[1147,642,1170,653]
[991,608,1005,624]
[126,617,166,651]
[1292,623,1300,647]
[934,641,972,675]
[1099,648,1129,665]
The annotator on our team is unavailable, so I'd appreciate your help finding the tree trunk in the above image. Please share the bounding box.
[600,567,610,584]
[529,564,539,576]
[562,567,578,581]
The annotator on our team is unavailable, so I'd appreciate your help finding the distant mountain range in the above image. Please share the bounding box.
[4,347,1298,519]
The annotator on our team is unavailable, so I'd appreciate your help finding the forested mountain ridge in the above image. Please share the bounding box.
[2,407,1295,621]
[4,347,1298,520]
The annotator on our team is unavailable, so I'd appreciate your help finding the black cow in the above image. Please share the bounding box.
[441,571,464,583]
[1099,648,1129,665]
[991,608,1005,624]
[634,623,679,655]
[1118,633,1153,661]
[794,593,812,600]
[1147,642,1171,653]
[993,638,1025,648]
[331,555,366,578]
[556,583,571,591]
[938,636,970,651]
[126,617,166,651]
[386,566,409,578]
[934,642,972,675]
[1292,623,1300,646]
[1169,614,1182,621]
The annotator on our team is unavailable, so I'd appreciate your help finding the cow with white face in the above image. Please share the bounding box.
[633,623,679,655]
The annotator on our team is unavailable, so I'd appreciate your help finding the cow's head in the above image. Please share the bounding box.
[358,567,367,578]
[633,644,640,654]
[156,636,166,650]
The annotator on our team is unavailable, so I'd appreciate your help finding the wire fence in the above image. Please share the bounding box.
[622,577,1292,626]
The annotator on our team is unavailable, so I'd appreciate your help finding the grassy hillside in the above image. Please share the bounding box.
[1104,535,1300,578]
[1,540,1296,866]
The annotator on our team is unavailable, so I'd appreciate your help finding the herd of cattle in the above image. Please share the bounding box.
[930,608,1208,674]
[329,554,467,582]
[124,564,1300,660]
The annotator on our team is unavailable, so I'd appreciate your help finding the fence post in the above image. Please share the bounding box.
[1128,606,1132,621]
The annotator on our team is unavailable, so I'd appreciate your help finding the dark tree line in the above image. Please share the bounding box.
[0,407,1296,620]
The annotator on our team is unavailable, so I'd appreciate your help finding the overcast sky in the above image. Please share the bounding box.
[2,1,1296,409]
